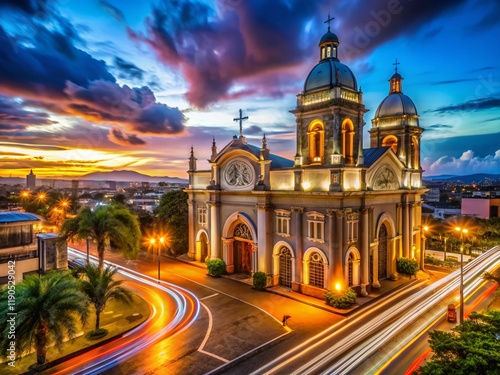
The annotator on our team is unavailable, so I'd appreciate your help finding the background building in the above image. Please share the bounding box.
[26,169,36,188]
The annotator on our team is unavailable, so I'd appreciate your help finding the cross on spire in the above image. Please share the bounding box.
[233,109,248,138]
[324,13,334,31]
[393,58,400,74]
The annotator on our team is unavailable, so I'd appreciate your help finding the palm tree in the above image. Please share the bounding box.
[79,264,133,331]
[60,205,141,271]
[0,272,89,367]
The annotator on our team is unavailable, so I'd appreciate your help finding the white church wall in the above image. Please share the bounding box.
[192,172,211,189]
[270,170,295,191]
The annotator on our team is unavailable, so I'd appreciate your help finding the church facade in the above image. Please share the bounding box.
[185,22,426,298]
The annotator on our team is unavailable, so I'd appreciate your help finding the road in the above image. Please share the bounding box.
[42,249,200,375]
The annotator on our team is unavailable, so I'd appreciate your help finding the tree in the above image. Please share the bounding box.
[78,264,133,331]
[0,272,89,367]
[60,205,141,271]
[155,190,188,256]
[415,310,500,375]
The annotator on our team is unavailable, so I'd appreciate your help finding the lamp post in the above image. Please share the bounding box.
[455,226,468,325]
[421,226,429,271]
[150,236,165,283]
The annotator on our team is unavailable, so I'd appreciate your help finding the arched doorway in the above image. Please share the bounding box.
[233,223,253,274]
[278,246,292,287]
[345,247,361,287]
[197,231,209,262]
[378,224,388,280]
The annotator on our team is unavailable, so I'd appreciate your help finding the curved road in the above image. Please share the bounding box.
[41,249,200,375]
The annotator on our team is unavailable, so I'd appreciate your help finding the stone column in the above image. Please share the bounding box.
[252,243,259,276]
[409,202,415,258]
[294,117,303,166]
[257,203,272,274]
[361,206,371,294]
[291,207,304,291]
[187,199,196,259]
[209,201,220,259]
[372,242,380,288]
[402,202,410,258]
[326,209,335,290]
[331,209,345,288]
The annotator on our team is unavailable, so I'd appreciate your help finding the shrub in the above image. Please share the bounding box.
[396,257,419,276]
[86,328,108,340]
[324,288,357,309]
[206,258,226,277]
[253,271,268,290]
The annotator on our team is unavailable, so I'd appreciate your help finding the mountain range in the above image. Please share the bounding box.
[423,173,500,183]
[80,170,187,183]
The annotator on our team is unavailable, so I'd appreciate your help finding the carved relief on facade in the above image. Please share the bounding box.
[221,158,255,190]
[373,166,399,190]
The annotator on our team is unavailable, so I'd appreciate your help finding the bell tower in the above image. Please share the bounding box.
[290,15,367,170]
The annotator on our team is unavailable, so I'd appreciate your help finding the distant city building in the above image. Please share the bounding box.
[71,179,79,197]
[0,212,67,284]
[462,197,500,219]
[107,181,116,190]
[423,188,440,202]
[141,182,150,188]
[26,169,36,188]
[422,202,461,220]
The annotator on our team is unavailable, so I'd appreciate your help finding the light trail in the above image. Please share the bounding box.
[49,248,201,375]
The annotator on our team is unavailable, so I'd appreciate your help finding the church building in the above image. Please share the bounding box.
[186,19,426,298]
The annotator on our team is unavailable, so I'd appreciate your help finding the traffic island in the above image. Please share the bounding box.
[1,293,150,375]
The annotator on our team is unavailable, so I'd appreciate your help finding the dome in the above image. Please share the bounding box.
[375,93,418,118]
[304,60,357,92]
[319,31,339,45]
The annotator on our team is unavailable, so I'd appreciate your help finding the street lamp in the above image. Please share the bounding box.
[150,236,165,283]
[455,226,468,325]
[421,226,429,271]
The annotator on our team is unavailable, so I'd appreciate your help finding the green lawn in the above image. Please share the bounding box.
[1,293,150,374]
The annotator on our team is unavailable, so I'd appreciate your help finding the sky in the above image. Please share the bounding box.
[0,0,499,179]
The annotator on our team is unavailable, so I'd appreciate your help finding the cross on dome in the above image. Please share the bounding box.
[324,13,335,32]
[393,58,400,74]
[233,109,249,138]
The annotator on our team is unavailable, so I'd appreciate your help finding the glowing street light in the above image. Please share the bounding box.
[150,236,165,283]
[455,226,468,325]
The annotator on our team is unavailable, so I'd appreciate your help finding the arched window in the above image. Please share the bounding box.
[308,122,324,163]
[278,246,292,287]
[382,135,398,155]
[308,251,324,288]
[412,136,419,169]
[342,119,354,164]
[378,224,388,280]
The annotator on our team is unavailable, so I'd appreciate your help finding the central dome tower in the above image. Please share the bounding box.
[304,19,357,93]
[290,15,366,191]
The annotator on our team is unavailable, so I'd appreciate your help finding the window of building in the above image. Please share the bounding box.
[197,207,207,225]
[326,46,331,57]
[308,251,324,288]
[308,122,324,164]
[347,220,358,243]
[307,212,324,242]
[275,209,291,237]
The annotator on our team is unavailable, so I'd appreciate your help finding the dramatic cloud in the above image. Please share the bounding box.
[98,0,125,22]
[130,0,469,108]
[334,0,470,59]
[110,128,146,145]
[431,97,500,114]
[114,57,144,80]
[129,0,324,107]
[0,96,57,130]
[0,17,186,142]
[424,123,453,132]
[0,0,52,16]
[423,150,500,176]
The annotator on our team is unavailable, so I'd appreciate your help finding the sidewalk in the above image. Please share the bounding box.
[175,253,431,315]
